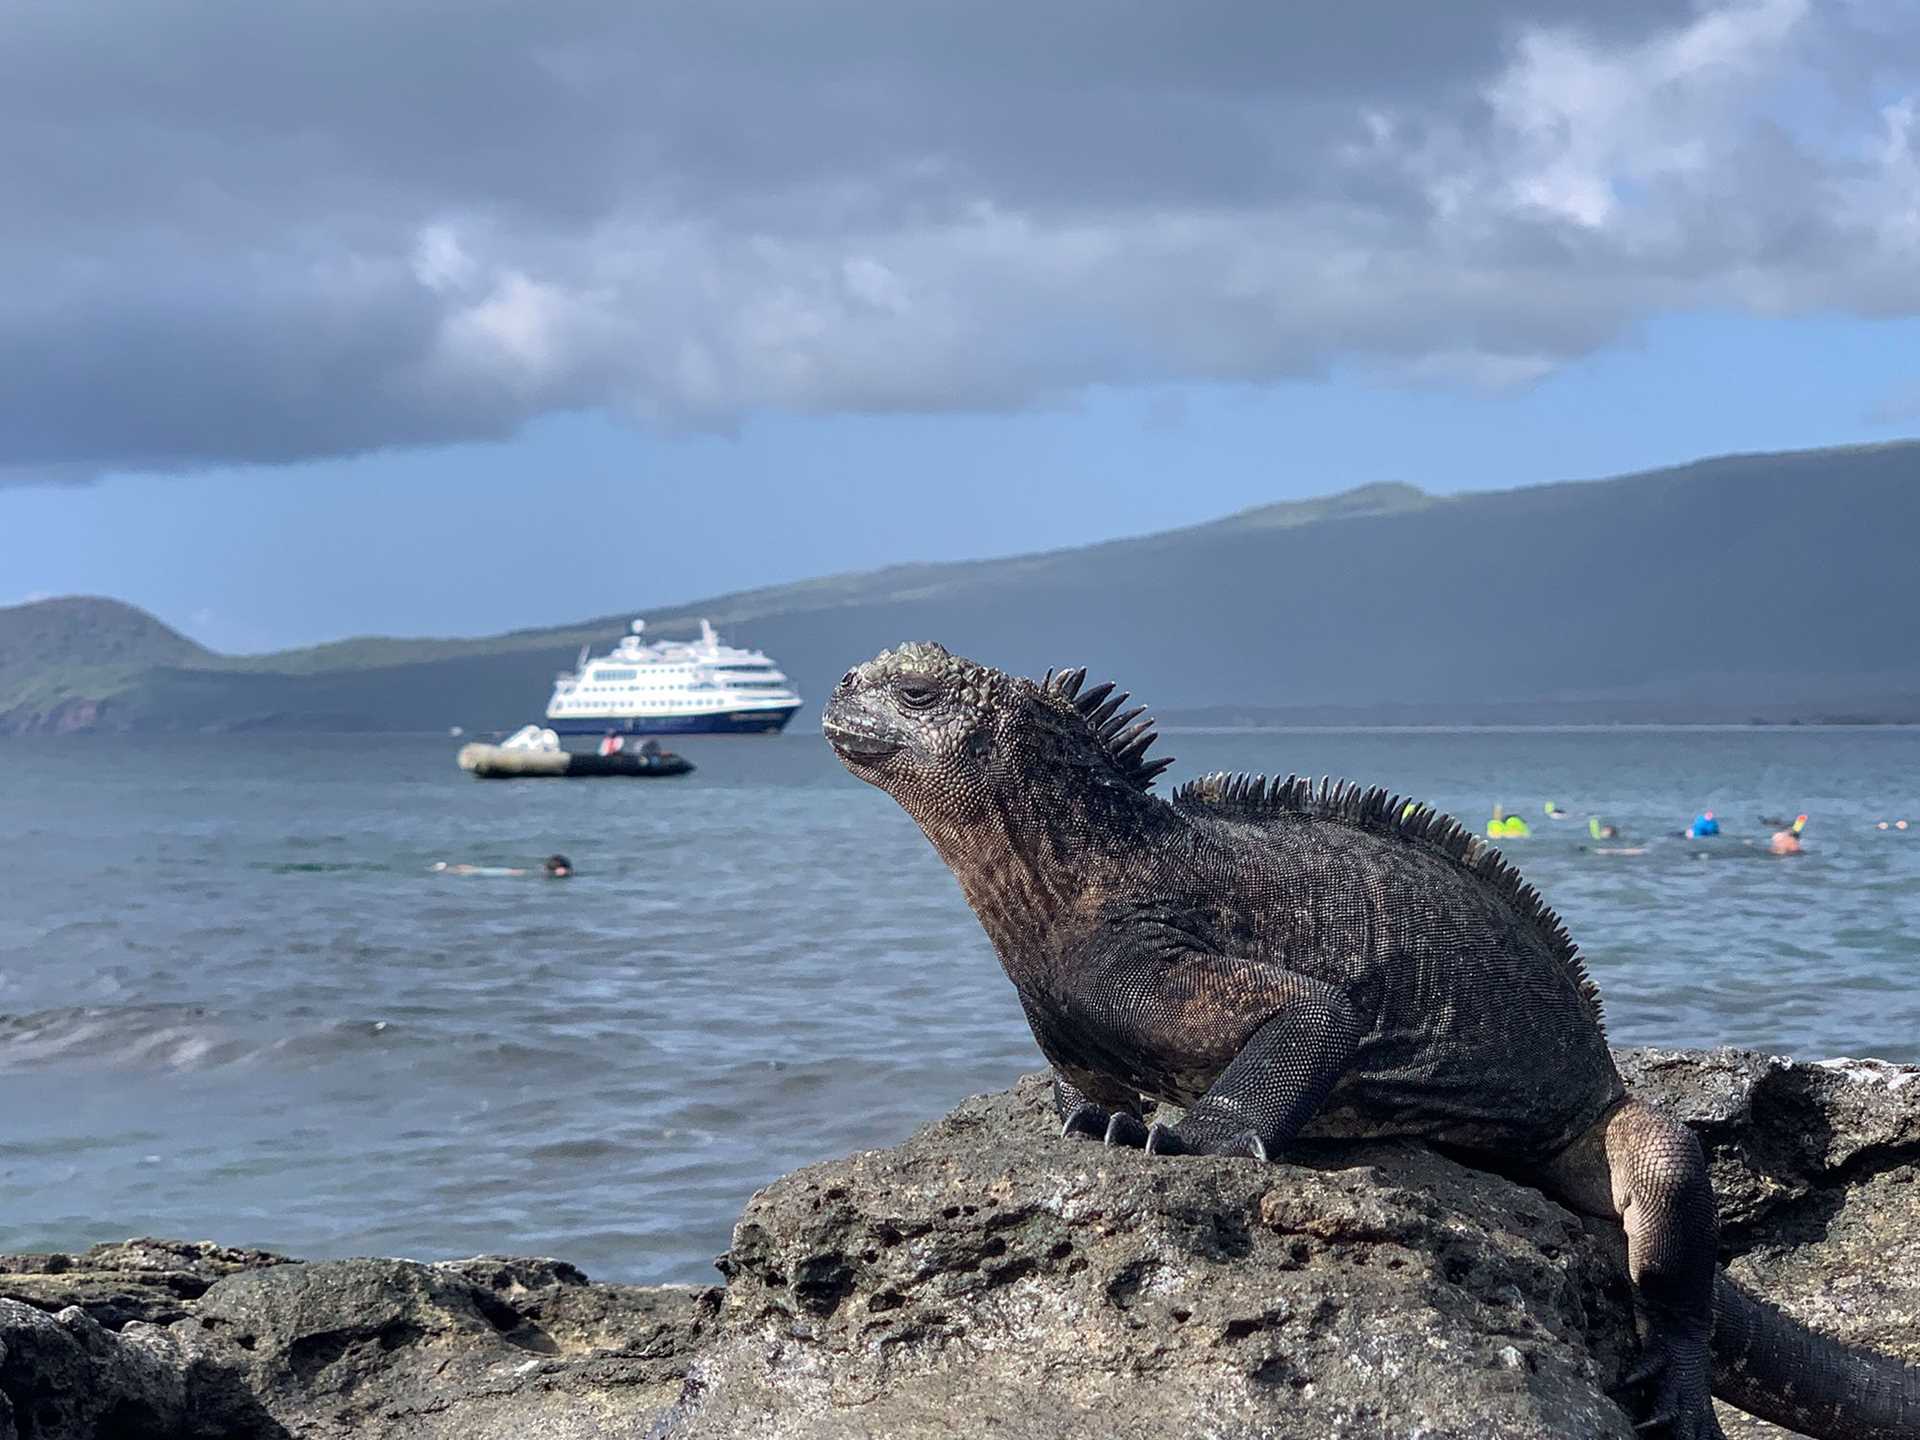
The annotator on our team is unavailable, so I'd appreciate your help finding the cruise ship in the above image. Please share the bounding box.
[545,620,802,735]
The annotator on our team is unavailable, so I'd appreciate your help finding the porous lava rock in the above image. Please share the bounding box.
[3,1048,1916,1440]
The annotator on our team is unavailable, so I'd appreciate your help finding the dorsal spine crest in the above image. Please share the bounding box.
[1171,770,1604,1028]
[1039,665,1174,792]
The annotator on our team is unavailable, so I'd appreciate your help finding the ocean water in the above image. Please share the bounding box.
[2,727,1916,1284]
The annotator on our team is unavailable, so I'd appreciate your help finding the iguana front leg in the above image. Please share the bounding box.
[1142,969,1363,1161]
[1541,1099,1724,1440]
[1023,989,1150,1144]
[1052,939,1366,1161]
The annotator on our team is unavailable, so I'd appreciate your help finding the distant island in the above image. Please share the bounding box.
[6,440,1918,734]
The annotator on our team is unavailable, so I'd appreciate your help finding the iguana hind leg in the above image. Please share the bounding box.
[1542,1098,1724,1440]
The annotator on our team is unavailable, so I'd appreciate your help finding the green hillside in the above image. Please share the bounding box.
[0,596,212,732]
[5,441,1918,734]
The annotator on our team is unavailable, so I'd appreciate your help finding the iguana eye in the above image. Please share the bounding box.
[896,682,939,710]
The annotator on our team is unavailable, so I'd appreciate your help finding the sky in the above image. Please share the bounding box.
[2,0,1916,654]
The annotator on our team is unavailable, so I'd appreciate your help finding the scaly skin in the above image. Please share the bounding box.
[823,642,1920,1440]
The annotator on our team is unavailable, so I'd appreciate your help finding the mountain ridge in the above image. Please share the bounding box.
[6,440,1917,734]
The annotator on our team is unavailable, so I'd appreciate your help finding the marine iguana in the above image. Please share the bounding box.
[823,641,1920,1440]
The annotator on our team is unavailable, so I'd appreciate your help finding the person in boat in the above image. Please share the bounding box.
[1769,816,1807,856]
[599,729,625,757]
[639,738,663,759]
[1686,810,1720,839]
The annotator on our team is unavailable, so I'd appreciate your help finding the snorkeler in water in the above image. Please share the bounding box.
[1487,805,1531,839]
[1580,814,1645,855]
[432,854,573,878]
[1768,815,1807,856]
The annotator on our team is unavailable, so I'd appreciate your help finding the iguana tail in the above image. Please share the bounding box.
[1712,1272,1920,1439]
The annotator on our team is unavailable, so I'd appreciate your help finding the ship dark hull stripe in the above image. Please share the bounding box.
[546,705,800,736]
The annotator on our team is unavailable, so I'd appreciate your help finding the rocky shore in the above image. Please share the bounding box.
[3,1048,1917,1439]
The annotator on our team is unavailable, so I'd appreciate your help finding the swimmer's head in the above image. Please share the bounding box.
[545,854,573,878]
[431,861,449,872]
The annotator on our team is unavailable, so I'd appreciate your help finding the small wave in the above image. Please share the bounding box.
[525,1138,638,1163]
[0,1003,244,1071]
[0,1005,407,1073]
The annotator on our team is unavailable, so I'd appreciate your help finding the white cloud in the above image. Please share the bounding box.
[1454,0,1808,230]
[442,270,580,384]
[1397,351,1561,390]
[0,0,1914,480]
[411,226,478,294]
[1865,99,1920,251]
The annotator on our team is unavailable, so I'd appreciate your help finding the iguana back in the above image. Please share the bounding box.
[1063,769,1627,1159]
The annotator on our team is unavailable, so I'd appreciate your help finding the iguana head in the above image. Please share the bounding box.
[822,642,1172,828]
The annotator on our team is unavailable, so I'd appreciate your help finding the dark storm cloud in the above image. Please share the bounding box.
[1,0,1912,481]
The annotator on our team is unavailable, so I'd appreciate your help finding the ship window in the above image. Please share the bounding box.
[593,668,637,681]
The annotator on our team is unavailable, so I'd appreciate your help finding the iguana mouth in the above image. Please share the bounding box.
[822,722,902,762]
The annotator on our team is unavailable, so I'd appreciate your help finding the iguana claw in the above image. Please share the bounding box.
[1144,1121,1267,1161]
[1613,1324,1725,1440]
[1103,1112,1149,1148]
[1059,1102,1109,1141]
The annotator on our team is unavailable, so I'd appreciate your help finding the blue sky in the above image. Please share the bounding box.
[8,309,1919,655]
[4,2,1916,653]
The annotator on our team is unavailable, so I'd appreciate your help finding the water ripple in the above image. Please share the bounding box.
[0,728,1915,1281]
